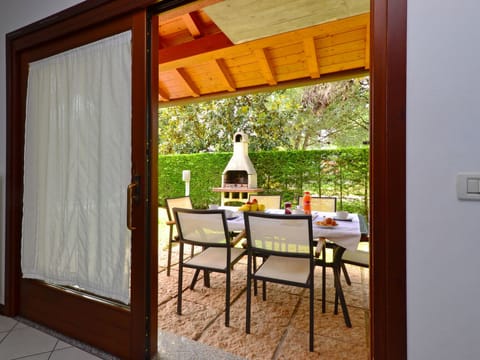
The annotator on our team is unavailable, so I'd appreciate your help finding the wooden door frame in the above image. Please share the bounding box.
[370,0,407,357]
[5,0,407,358]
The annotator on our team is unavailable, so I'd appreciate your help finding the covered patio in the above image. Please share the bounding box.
[156,2,370,358]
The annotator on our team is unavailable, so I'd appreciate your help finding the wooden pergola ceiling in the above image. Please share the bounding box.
[157,0,370,105]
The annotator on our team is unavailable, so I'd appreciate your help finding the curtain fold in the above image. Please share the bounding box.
[22,31,132,304]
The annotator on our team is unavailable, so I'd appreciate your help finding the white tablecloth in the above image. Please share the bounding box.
[228,208,361,250]
[225,209,362,251]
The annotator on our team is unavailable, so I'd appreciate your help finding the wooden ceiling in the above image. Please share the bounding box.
[157,0,370,105]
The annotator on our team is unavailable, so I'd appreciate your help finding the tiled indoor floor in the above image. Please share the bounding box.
[0,315,105,360]
[0,314,241,360]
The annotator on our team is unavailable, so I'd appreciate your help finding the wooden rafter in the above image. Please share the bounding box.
[181,14,201,38]
[303,37,320,79]
[156,0,223,22]
[174,68,200,97]
[212,59,236,92]
[254,48,276,85]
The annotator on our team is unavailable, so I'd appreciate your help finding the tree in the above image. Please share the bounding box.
[158,92,294,153]
[158,77,370,154]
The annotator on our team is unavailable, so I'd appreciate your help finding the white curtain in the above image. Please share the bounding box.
[22,31,132,304]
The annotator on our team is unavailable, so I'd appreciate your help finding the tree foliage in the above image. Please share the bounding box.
[301,77,370,147]
[158,76,369,154]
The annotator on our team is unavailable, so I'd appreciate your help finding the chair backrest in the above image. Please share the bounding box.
[298,196,337,212]
[173,208,230,247]
[248,194,282,209]
[165,196,192,221]
[244,212,314,258]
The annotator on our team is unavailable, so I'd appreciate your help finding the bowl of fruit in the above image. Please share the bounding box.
[238,199,266,212]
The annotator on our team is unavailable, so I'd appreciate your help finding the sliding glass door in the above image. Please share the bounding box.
[7,9,157,359]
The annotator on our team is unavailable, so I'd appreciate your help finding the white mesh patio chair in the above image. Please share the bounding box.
[173,208,246,327]
[298,195,337,212]
[248,194,282,209]
[165,196,194,276]
[342,240,369,268]
[341,238,370,286]
[244,212,315,352]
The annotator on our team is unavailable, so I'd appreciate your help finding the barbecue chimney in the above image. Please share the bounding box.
[222,132,257,188]
[212,131,263,205]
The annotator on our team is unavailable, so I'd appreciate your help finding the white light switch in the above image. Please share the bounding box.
[457,173,480,200]
[467,179,480,193]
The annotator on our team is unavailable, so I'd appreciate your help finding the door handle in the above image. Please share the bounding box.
[127,182,138,230]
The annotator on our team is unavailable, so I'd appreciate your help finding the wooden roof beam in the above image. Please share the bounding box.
[364,23,370,69]
[212,59,236,92]
[159,32,232,63]
[303,37,320,79]
[254,48,277,85]
[175,68,200,97]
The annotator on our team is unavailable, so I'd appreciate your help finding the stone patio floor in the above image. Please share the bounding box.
[157,244,370,360]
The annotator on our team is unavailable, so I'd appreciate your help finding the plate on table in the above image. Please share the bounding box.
[317,224,338,229]
[315,219,338,228]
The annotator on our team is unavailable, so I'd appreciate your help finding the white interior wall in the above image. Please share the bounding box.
[407,0,480,358]
[0,0,83,304]
[2,0,480,358]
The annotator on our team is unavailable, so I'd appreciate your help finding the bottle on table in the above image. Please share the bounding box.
[284,201,292,215]
[303,191,311,215]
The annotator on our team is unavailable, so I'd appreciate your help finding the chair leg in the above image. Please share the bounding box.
[204,270,211,288]
[189,269,210,290]
[177,245,184,315]
[262,280,267,301]
[225,269,231,327]
[246,256,252,334]
[190,269,201,290]
[256,256,267,301]
[253,256,258,296]
[167,227,174,276]
[252,256,267,299]
[322,260,326,313]
[334,285,339,314]
[309,277,314,352]
[341,262,352,285]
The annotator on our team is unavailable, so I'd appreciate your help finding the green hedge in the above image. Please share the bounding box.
[158,147,369,216]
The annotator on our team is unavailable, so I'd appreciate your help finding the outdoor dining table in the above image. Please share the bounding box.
[223,207,368,328]
[223,207,367,251]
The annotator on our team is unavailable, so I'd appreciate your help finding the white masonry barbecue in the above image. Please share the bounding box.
[212,131,263,205]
